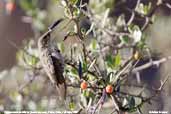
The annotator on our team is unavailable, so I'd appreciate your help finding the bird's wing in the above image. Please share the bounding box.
[51,51,66,100]
[51,52,65,84]
[39,48,57,84]
[41,48,66,100]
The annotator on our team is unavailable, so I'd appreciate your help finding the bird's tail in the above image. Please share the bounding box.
[55,82,67,101]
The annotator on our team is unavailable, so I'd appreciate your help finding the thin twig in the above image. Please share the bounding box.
[132,56,171,73]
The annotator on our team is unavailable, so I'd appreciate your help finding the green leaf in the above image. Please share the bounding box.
[106,54,115,69]
[128,96,135,108]
[73,7,80,18]
[88,91,95,99]
[135,3,145,15]
[20,0,35,11]
[105,0,114,9]
[82,90,95,98]
[71,68,78,76]
[82,60,88,72]
[92,39,97,50]
[128,24,140,32]
[70,0,78,5]
[87,74,95,81]
[106,54,121,69]
[121,36,129,44]
[23,53,38,66]
[143,2,151,15]
[128,107,137,113]
[114,53,121,67]
[81,28,86,35]
[108,72,115,83]
[31,56,39,65]
[69,102,75,110]
[116,15,126,26]
[64,7,72,18]
[58,42,65,53]
[137,35,147,49]
[82,90,88,97]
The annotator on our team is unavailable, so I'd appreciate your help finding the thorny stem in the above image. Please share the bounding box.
[132,56,171,73]
[119,75,169,112]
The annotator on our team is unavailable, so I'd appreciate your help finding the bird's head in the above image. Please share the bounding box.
[38,18,64,49]
[38,32,51,49]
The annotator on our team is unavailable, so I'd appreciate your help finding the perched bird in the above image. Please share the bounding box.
[38,19,66,100]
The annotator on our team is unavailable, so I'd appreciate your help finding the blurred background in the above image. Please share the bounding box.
[0,0,171,113]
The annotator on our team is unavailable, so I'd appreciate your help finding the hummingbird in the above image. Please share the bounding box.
[38,19,66,100]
